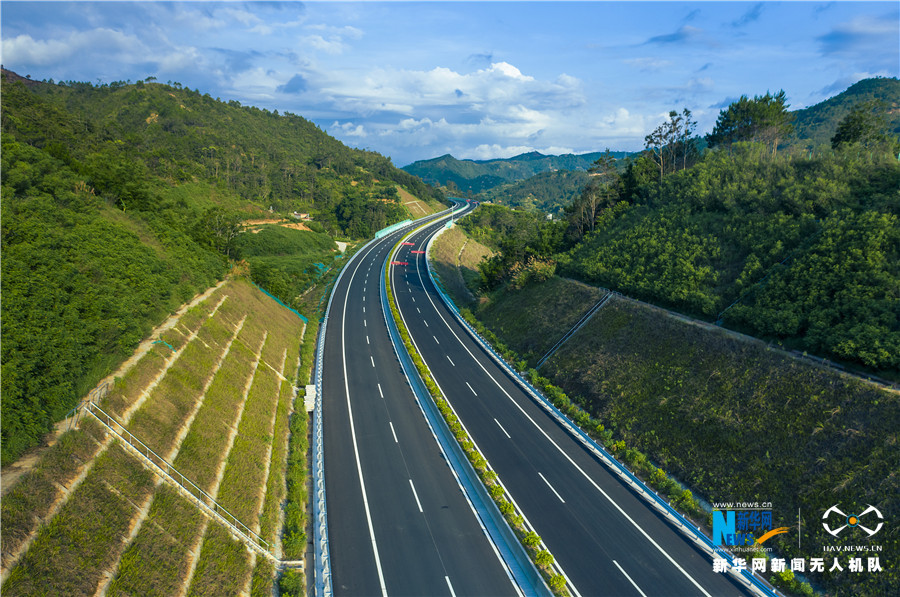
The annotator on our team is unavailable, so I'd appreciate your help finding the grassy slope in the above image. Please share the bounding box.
[432,228,899,597]
[2,278,307,596]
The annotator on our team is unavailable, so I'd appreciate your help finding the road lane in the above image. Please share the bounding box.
[322,211,519,597]
[391,222,757,597]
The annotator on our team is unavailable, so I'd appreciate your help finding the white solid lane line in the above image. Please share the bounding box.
[538,472,566,504]
[409,479,424,513]
[446,576,457,597]
[494,418,511,439]
[340,244,388,597]
[613,560,649,597]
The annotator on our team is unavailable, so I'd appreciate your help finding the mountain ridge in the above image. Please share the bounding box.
[404,77,900,194]
[402,150,633,194]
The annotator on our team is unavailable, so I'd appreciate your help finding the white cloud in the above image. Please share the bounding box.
[221,7,263,28]
[2,29,146,66]
[624,57,675,72]
[463,144,576,161]
[486,61,532,80]
[332,121,368,137]
[299,24,363,55]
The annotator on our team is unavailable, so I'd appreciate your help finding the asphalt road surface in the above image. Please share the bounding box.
[322,209,521,597]
[389,219,757,597]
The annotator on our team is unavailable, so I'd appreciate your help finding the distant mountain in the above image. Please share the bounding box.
[402,150,633,194]
[786,77,900,150]
[477,170,591,215]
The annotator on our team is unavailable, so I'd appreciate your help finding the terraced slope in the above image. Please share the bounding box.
[1,278,305,596]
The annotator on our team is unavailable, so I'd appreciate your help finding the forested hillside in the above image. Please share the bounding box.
[477,170,590,215]
[456,79,900,377]
[785,77,900,151]
[402,150,631,194]
[1,70,444,464]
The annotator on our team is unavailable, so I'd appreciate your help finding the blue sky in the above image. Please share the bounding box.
[2,1,897,166]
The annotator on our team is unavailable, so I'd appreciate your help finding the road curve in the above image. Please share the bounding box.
[322,208,520,597]
[391,219,757,597]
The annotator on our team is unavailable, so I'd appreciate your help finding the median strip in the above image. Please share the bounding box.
[383,219,563,596]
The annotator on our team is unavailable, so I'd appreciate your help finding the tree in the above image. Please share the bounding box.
[706,91,793,155]
[644,109,698,183]
[195,207,244,258]
[831,100,894,151]
[568,150,621,237]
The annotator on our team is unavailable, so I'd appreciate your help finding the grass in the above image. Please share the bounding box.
[124,313,239,456]
[452,263,898,597]
[0,419,104,570]
[106,486,207,597]
[429,225,494,310]
[106,294,265,595]
[186,525,251,596]
[184,281,305,595]
[100,286,226,419]
[3,277,312,596]
[184,343,282,594]
[2,444,155,596]
[171,335,263,491]
[478,276,601,363]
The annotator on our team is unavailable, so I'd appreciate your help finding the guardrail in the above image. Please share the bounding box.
[424,226,782,597]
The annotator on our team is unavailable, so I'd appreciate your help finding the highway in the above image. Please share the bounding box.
[321,207,521,597]
[390,218,757,597]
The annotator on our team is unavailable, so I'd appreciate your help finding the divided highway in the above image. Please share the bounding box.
[321,208,521,596]
[390,220,757,597]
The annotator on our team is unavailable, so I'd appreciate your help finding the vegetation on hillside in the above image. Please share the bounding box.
[2,279,306,595]
[785,77,900,152]
[1,71,443,464]
[432,228,897,597]
[458,80,900,376]
[477,170,590,215]
[402,150,632,195]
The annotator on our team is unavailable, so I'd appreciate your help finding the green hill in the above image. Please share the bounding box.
[477,170,591,215]
[458,144,900,377]
[402,150,632,194]
[785,77,900,151]
[0,69,444,464]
